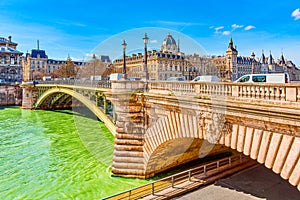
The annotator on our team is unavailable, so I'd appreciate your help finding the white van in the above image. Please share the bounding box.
[109,73,122,81]
[235,73,290,83]
[42,76,52,81]
[191,75,219,82]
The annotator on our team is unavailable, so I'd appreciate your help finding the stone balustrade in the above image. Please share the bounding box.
[149,81,300,102]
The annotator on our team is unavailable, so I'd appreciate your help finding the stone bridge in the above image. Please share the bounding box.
[21,80,300,190]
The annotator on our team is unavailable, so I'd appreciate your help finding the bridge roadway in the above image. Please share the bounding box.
[21,80,300,191]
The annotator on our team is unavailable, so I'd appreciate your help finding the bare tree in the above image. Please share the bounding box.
[77,57,108,79]
[53,58,79,78]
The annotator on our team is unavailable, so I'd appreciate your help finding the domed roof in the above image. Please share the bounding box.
[163,33,176,46]
[161,33,178,53]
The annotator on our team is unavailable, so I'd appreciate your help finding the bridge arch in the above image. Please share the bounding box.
[35,87,116,135]
[143,111,300,189]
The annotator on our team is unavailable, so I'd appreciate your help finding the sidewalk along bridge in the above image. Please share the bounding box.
[103,154,256,200]
[21,80,300,190]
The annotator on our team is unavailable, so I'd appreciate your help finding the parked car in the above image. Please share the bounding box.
[128,77,141,81]
[167,77,185,81]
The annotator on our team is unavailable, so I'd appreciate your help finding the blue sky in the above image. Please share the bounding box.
[1,0,300,66]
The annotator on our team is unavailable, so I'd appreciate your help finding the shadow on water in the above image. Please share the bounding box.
[0,106,19,110]
[43,107,102,121]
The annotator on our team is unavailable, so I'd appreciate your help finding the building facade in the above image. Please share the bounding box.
[113,34,219,81]
[212,38,300,81]
[0,36,23,82]
[22,41,86,81]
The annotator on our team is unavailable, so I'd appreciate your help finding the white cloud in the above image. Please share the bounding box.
[291,8,300,20]
[232,24,243,29]
[150,40,158,44]
[85,53,94,58]
[214,26,224,31]
[244,25,256,31]
[153,20,203,27]
[222,31,231,36]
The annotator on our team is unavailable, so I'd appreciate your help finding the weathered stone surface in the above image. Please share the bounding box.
[114,145,143,152]
[273,135,294,174]
[124,122,144,134]
[112,161,145,170]
[111,168,145,178]
[115,138,144,146]
[116,127,125,133]
[113,156,144,163]
[115,133,144,140]
[117,114,144,123]
[145,138,230,177]
[113,150,144,157]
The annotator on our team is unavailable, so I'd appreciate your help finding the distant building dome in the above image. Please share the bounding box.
[161,33,179,54]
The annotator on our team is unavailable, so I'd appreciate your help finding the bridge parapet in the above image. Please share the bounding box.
[21,81,300,189]
[149,81,300,103]
[108,81,300,190]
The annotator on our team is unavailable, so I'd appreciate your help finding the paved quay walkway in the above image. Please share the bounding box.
[174,164,300,200]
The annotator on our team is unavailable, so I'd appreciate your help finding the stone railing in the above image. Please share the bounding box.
[231,83,300,102]
[148,81,300,103]
[148,81,195,95]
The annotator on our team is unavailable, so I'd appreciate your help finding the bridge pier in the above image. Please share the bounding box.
[21,83,38,109]
[106,81,148,178]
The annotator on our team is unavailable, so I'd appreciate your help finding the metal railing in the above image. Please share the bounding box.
[35,80,300,102]
[103,154,248,200]
[37,79,112,88]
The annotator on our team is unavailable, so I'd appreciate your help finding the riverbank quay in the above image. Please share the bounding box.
[0,83,22,106]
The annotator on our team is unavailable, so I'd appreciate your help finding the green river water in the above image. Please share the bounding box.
[0,107,149,199]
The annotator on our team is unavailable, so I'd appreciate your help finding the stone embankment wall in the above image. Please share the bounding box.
[0,84,22,106]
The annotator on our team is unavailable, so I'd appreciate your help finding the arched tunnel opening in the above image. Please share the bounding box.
[146,138,238,178]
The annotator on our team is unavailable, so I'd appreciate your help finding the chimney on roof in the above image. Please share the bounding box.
[37,40,39,50]
[8,36,11,42]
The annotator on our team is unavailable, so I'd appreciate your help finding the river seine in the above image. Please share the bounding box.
[0,106,149,199]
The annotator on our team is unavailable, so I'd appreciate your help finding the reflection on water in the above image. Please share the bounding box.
[0,107,148,199]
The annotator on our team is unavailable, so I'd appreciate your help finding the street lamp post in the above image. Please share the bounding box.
[121,40,127,80]
[92,54,96,84]
[142,33,149,81]
[251,52,255,74]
